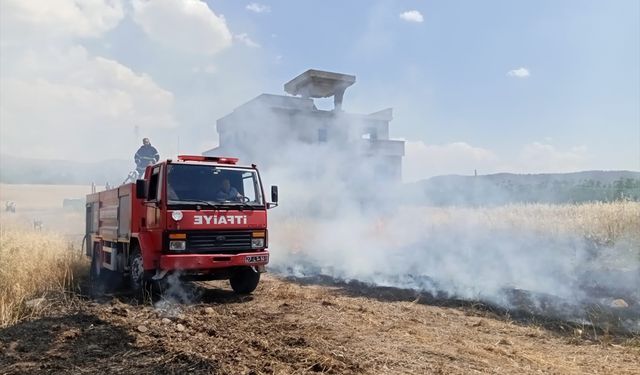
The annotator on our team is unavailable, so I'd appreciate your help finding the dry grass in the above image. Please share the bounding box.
[272,201,640,259]
[0,225,87,328]
[421,201,640,245]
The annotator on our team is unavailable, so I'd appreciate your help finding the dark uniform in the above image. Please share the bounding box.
[135,144,159,175]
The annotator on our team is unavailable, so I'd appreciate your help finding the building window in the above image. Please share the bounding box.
[368,127,378,141]
[318,128,327,143]
[361,127,378,141]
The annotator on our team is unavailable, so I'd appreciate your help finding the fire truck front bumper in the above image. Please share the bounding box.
[159,251,269,271]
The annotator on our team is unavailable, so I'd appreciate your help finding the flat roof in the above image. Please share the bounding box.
[284,69,356,98]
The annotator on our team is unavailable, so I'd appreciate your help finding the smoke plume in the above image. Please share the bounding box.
[228,99,640,334]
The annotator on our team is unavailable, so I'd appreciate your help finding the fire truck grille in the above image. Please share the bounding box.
[186,230,252,253]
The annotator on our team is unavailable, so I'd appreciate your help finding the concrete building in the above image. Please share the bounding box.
[204,69,405,180]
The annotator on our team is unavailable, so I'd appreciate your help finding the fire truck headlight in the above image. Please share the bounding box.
[169,240,186,251]
[171,210,183,221]
[251,238,264,249]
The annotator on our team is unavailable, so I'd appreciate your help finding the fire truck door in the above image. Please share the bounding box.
[142,165,164,250]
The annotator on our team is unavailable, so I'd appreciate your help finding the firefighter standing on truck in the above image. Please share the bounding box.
[135,138,160,176]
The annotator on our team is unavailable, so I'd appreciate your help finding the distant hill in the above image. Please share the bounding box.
[405,171,640,206]
[0,154,131,185]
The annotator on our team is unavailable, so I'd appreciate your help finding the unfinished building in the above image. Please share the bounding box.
[204,69,405,181]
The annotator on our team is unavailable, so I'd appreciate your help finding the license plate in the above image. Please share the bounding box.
[245,255,268,263]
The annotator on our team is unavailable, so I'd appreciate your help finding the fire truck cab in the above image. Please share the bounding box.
[85,155,278,295]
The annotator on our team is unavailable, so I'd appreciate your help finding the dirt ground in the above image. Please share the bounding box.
[1,275,638,375]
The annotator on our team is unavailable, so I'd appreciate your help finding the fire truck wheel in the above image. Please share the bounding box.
[229,267,260,294]
[128,248,153,297]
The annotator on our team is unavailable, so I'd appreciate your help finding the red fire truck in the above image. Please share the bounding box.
[85,155,278,295]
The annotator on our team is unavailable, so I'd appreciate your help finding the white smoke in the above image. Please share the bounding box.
[268,195,639,332]
[224,98,640,333]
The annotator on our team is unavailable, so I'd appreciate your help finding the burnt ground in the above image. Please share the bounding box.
[1,275,639,375]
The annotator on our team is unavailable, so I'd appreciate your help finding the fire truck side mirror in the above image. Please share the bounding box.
[136,179,147,199]
[271,185,278,203]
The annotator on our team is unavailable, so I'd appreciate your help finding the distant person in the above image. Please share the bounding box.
[33,219,43,231]
[216,178,242,201]
[134,138,159,176]
[5,201,16,213]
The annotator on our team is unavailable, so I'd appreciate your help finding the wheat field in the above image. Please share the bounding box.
[422,202,640,244]
[0,182,638,329]
[0,226,87,327]
[273,201,640,259]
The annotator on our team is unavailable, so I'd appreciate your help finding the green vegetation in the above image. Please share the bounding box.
[411,172,640,206]
[496,177,640,203]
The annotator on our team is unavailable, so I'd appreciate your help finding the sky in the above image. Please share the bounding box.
[0,0,638,181]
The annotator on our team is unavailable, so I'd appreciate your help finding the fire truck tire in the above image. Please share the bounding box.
[229,267,260,294]
[127,248,154,297]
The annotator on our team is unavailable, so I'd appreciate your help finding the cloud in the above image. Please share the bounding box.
[235,33,260,48]
[0,0,124,43]
[0,1,178,162]
[515,142,588,173]
[403,141,590,181]
[0,46,177,161]
[0,0,271,164]
[507,67,530,78]
[132,0,232,55]
[403,141,499,182]
[399,10,424,23]
[192,63,218,74]
[246,3,270,13]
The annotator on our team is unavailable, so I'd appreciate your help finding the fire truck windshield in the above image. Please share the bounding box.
[166,164,264,207]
